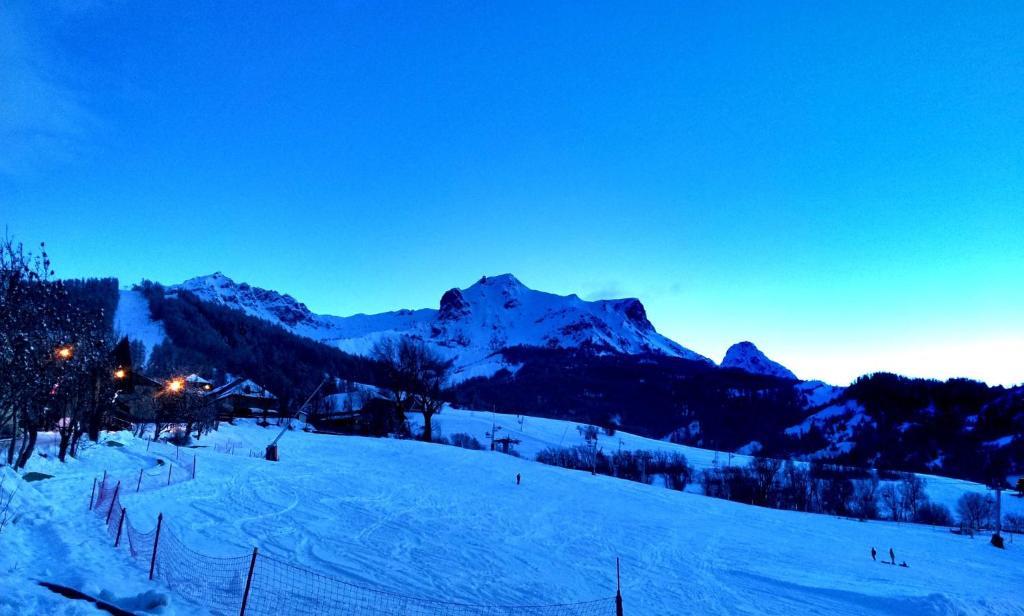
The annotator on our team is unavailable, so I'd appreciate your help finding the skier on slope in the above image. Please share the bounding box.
[871,547,876,561]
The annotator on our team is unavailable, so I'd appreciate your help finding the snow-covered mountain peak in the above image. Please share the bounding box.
[159,272,711,379]
[171,273,315,327]
[471,273,526,290]
[722,341,797,380]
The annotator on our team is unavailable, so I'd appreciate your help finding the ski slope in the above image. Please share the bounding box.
[411,406,1022,519]
[3,421,1023,615]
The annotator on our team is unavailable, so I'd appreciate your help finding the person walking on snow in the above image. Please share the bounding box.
[871,547,876,561]
[889,548,895,564]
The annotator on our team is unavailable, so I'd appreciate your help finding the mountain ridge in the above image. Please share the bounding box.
[168,272,714,380]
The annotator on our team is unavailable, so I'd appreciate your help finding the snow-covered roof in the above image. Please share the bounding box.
[212,378,276,400]
[185,374,212,384]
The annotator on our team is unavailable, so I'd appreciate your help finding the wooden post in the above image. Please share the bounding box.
[996,488,1003,535]
[137,468,144,492]
[615,557,623,616]
[106,481,121,524]
[114,508,126,547]
[239,547,258,616]
[89,477,97,510]
[167,463,173,486]
[149,513,163,580]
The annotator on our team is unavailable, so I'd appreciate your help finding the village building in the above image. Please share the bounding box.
[208,377,278,421]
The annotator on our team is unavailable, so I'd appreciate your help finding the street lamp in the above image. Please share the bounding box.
[167,378,184,393]
[113,368,126,380]
[55,345,73,360]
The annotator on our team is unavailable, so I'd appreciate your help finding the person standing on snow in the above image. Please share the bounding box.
[889,548,895,564]
[516,473,521,485]
[871,547,876,561]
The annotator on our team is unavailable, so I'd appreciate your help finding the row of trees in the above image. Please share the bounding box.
[698,457,979,527]
[1,238,120,468]
[536,444,695,491]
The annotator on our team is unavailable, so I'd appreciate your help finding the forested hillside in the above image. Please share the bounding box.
[455,348,1023,482]
[135,282,384,407]
[453,346,806,450]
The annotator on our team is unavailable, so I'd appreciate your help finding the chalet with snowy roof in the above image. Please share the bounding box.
[209,377,278,421]
[184,373,214,392]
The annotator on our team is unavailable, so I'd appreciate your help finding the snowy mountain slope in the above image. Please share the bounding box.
[785,400,873,457]
[722,341,797,380]
[113,289,167,363]
[795,380,846,410]
[8,423,1023,615]
[410,406,1014,518]
[168,273,711,379]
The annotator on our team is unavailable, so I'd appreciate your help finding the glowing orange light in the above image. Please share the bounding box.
[167,378,184,393]
[114,368,126,379]
[56,346,73,359]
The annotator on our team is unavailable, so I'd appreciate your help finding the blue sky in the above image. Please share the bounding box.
[2,2,1022,385]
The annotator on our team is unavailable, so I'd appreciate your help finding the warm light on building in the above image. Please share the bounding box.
[56,346,73,359]
[114,368,126,379]
[168,378,184,392]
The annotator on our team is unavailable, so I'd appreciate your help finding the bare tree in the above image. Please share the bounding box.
[899,474,928,521]
[957,492,994,532]
[750,457,783,507]
[371,337,452,442]
[879,483,905,521]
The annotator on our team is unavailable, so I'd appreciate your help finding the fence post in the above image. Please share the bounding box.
[167,463,173,486]
[149,513,163,580]
[193,455,197,480]
[239,547,258,616]
[615,557,623,616]
[137,468,144,492]
[106,481,121,524]
[114,508,126,547]
[89,477,97,510]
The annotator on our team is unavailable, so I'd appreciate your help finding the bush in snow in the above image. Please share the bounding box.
[576,424,599,443]
[450,433,484,450]
[1003,513,1024,534]
[168,429,192,447]
[915,501,954,526]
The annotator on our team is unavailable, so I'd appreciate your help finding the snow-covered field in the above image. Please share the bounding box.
[412,406,1021,519]
[3,420,1023,615]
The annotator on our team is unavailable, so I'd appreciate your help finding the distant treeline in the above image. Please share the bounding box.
[819,373,1021,484]
[536,445,695,491]
[454,346,806,451]
[453,347,1024,483]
